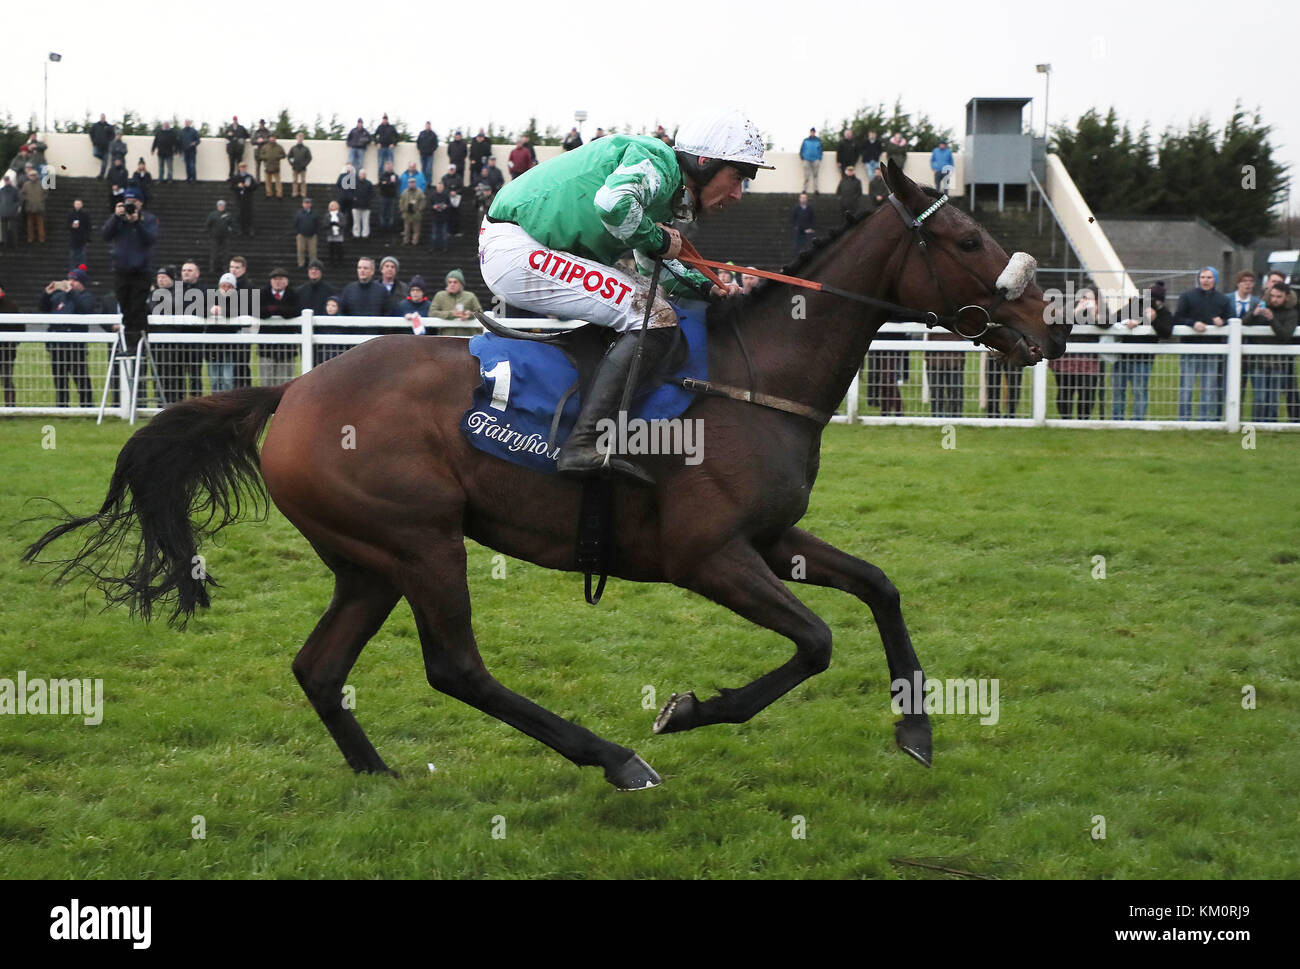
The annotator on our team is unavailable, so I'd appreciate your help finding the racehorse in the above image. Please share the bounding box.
[25,160,1068,790]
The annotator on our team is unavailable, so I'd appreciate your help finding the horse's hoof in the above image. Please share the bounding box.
[653,692,698,734]
[606,753,661,791]
[894,719,933,768]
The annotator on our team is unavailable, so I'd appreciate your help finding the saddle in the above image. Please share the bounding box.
[471,310,691,605]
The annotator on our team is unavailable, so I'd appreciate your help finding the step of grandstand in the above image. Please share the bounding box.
[2,181,1070,312]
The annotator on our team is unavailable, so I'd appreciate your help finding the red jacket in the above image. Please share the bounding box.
[508,146,535,178]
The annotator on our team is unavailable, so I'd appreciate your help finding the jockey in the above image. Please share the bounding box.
[479,108,772,484]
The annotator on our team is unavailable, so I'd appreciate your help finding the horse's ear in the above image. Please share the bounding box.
[882,156,920,203]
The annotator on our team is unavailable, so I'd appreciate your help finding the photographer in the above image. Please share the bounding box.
[100,188,160,354]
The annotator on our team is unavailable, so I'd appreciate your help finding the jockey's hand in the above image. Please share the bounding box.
[656,224,683,261]
[709,282,742,299]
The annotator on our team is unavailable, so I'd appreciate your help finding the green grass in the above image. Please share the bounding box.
[1,417,1297,878]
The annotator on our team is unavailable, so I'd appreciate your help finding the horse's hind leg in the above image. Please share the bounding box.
[292,563,401,775]
[761,526,931,767]
[654,538,833,734]
[406,537,660,790]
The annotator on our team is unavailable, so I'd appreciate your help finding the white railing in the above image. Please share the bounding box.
[2,315,1297,430]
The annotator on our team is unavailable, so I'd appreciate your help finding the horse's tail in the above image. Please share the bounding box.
[22,384,289,626]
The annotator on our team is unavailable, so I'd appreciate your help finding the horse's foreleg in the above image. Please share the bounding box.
[406,539,660,791]
[292,565,401,775]
[761,527,931,767]
[654,539,832,734]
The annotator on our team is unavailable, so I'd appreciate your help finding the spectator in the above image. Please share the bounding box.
[106,156,129,211]
[399,179,425,246]
[251,120,271,181]
[90,113,116,178]
[7,146,30,179]
[929,139,954,191]
[101,188,160,358]
[863,167,888,214]
[67,199,91,270]
[223,116,249,178]
[469,129,493,175]
[430,269,482,322]
[562,127,583,151]
[653,125,673,146]
[791,192,816,255]
[179,119,201,183]
[416,122,439,188]
[19,167,47,244]
[40,267,99,407]
[884,132,909,171]
[352,169,374,240]
[440,166,463,235]
[108,131,129,173]
[172,261,206,399]
[799,127,823,193]
[297,258,337,316]
[592,127,606,140]
[1228,269,1263,412]
[0,278,20,407]
[399,161,426,194]
[1244,280,1296,422]
[867,342,905,417]
[335,164,357,234]
[377,256,407,305]
[205,272,241,392]
[340,257,390,316]
[836,165,863,219]
[227,255,256,388]
[925,331,966,417]
[230,162,257,236]
[860,130,883,181]
[836,127,857,176]
[1049,286,1102,419]
[378,161,400,235]
[1174,267,1230,421]
[149,265,180,406]
[151,121,179,182]
[258,267,302,385]
[0,175,18,248]
[294,197,320,268]
[473,157,504,216]
[129,158,154,207]
[23,134,50,178]
[324,200,346,265]
[316,295,347,363]
[397,275,431,331]
[1111,280,1173,421]
[1265,284,1300,421]
[205,199,232,274]
[346,118,371,171]
[374,114,399,173]
[427,179,452,252]
[288,132,312,198]
[447,131,468,181]
[508,136,537,179]
[261,135,286,198]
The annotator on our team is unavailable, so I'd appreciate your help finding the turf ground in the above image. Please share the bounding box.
[1,417,1297,879]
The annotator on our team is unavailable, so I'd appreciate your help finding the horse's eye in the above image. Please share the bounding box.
[959,237,981,252]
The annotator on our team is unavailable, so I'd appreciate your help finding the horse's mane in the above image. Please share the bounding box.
[708,186,946,324]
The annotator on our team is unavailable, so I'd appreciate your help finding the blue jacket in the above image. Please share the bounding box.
[100,212,160,273]
[179,125,201,151]
[399,171,427,193]
[340,279,391,316]
[799,136,823,162]
[930,146,954,172]
[41,286,100,333]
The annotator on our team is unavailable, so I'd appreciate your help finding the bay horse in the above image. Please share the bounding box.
[25,160,1068,790]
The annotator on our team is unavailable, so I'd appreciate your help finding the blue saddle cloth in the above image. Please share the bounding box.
[461,302,709,473]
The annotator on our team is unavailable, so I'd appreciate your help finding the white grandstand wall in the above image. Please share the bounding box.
[35,132,962,195]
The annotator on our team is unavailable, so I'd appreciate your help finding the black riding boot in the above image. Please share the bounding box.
[557,327,677,485]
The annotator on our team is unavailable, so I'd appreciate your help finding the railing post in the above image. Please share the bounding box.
[1225,316,1242,433]
[846,365,860,423]
[1032,360,1047,425]
[300,310,314,375]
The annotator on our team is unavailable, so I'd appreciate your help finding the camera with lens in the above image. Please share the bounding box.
[123,201,137,215]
